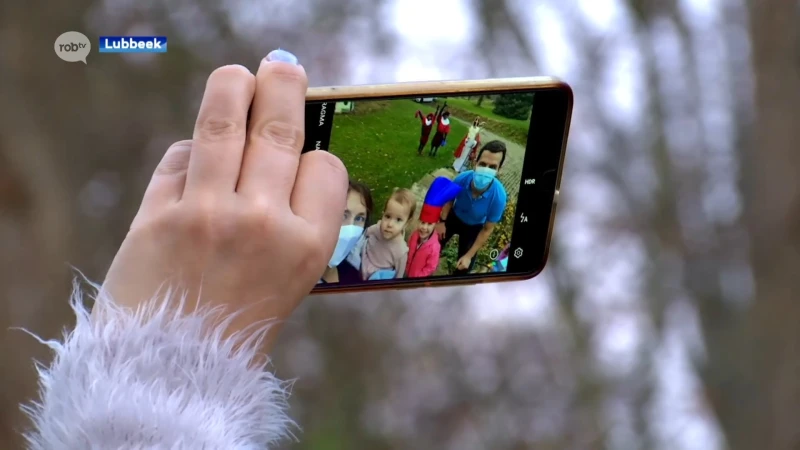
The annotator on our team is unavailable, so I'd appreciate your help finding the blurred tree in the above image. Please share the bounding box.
[628,0,800,448]
[577,0,800,448]
[702,0,800,447]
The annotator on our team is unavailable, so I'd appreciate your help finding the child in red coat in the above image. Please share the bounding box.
[405,177,462,278]
[406,221,440,278]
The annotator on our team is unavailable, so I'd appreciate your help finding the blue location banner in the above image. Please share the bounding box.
[99,36,167,53]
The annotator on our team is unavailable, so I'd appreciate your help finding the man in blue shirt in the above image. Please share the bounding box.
[435,140,508,275]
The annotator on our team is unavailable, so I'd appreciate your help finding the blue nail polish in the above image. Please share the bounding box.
[265,49,298,65]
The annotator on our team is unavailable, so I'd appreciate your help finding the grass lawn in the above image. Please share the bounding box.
[443,97,527,124]
[328,99,468,211]
[434,97,531,145]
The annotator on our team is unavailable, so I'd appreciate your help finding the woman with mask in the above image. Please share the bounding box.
[319,179,374,284]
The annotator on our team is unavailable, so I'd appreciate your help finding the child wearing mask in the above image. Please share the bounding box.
[361,188,417,280]
[405,177,462,278]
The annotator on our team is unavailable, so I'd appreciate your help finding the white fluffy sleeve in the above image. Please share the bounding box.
[21,280,296,450]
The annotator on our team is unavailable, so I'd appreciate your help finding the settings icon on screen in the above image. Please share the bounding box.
[513,248,524,259]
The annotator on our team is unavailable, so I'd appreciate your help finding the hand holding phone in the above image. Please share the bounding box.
[103,56,349,351]
[456,255,473,271]
[304,77,572,294]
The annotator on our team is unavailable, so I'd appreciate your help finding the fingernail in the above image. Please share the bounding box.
[265,48,298,65]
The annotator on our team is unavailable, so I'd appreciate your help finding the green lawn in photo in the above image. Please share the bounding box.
[443,97,528,125]
[328,99,468,211]
[436,96,531,145]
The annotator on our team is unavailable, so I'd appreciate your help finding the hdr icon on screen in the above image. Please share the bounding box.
[99,36,168,53]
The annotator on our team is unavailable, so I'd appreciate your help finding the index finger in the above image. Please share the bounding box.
[238,50,307,202]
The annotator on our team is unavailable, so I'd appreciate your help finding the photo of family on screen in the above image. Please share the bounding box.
[318,94,532,286]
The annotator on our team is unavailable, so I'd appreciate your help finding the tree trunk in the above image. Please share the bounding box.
[724,0,800,448]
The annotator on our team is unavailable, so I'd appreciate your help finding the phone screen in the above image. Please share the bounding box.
[304,87,570,292]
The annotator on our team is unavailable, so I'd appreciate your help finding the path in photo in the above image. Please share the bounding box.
[448,116,526,200]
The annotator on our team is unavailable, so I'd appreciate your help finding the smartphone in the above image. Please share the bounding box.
[304,77,572,294]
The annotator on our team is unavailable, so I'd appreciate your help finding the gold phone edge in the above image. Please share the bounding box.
[308,76,574,296]
[306,76,565,101]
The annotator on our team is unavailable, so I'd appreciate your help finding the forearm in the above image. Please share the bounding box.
[467,226,493,258]
[22,280,294,449]
[440,202,453,220]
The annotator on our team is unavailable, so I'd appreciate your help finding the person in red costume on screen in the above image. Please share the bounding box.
[415,106,439,155]
[428,104,451,157]
[405,177,462,278]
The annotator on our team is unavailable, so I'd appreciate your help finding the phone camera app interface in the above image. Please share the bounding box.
[316,94,534,287]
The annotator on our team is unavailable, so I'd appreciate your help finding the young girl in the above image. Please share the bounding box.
[361,188,417,280]
[405,177,463,278]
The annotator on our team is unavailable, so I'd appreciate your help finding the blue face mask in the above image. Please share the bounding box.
[472,166,497,190]
[328,225,364,268]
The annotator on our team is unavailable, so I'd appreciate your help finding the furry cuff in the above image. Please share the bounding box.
[21,279,296,450]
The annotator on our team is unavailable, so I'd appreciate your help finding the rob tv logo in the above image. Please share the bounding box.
[54,31,92,64]
[99,36,167,53]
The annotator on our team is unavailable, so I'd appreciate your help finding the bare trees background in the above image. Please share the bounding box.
[0,0,797,448]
